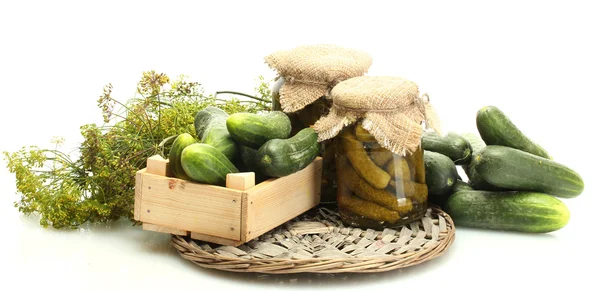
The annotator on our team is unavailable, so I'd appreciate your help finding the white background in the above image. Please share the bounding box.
[1,1,598,290]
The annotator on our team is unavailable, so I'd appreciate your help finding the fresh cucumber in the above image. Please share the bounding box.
[474,145,584,198]
[422,131,472,165]
[226,111,292,149]
[424,150,459,202]
[194,106,238,162]
[168,133,197,180]
[181,143,239,186]
[238,145,268,184]
[461,133,505,191]
[476,105,551,159]
[256,128,320,177]
[446,190,570,233]
[452,180,473,193]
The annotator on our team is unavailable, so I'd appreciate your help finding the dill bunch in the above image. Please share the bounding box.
[3,71,272,229]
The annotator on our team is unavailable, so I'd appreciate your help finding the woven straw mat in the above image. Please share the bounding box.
[171,207,455,274]
[264,44,372,113]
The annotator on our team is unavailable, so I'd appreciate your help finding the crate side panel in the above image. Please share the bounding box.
[140,173,242,240]
[244,157,322,241]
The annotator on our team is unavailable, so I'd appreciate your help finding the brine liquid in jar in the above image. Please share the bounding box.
[335,123,428,229]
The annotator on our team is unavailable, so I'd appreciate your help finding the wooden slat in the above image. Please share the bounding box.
[226,172,255,191]
[240,186,250,242]
[143,222,188,236]
[139,173,243,241]
[146,155,169,176]
[191,232,244,247]
[134,169,145,220]
[244,157,322,241]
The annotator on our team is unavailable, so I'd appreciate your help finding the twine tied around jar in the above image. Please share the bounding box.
[284,76,334,87]
[313,76,441,156]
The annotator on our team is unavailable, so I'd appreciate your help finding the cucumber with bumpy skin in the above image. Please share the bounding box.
[422,131,472,165]
[238,145,268,183]
[256,128,320,178]
[168,133,197,180]
[446,190,570,233]
[424,150,458,199]
[461,133,505,191]
[181,143,239,186]
[226,111,292,149]
[462,133,486,154]
[474,145,584,198]
[452,180,473,193]
[194,107,238,161]
[476,105,551,159]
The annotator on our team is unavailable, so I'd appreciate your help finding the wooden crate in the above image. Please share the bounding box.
[134,155,323,246]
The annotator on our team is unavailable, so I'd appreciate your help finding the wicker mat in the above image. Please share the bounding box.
[171,207,455,274]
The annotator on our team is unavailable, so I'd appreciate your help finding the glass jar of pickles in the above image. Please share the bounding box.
[335,123,428,229]
[313,75,441,229]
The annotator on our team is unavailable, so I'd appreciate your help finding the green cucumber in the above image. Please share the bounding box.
[452,180,473,193]
[168,133,197,180]
[194,106,238,161]
[474,145,584,198]
[238,145,258,172]
[256,128,320,177]
[238,145,268,184]
[422,131,472,165]
[466,163,506,191]
[461,132,486,154]
[226,111,292,149]
[446,190,570,233]
[181,143,239,186]
[424,150,458,200]
[195,107,228,138]
[476,106,551,159]
[461,133,505,191]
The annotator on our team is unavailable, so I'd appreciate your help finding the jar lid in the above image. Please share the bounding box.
[264,44,372,113]
[313,76,441,156]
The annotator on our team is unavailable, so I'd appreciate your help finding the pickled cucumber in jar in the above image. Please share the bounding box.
[335,124,428,229]
[311,75,437,229]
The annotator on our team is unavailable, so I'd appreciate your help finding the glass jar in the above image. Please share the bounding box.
[271,78,338,205]
[335,122,428,229]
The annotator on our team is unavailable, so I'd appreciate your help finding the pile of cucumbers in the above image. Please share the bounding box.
[423,106,584,233]
[168,107,320,186]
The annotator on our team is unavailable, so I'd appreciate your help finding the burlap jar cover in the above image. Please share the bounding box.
[314,76,441,156]
[264,44,373,113]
